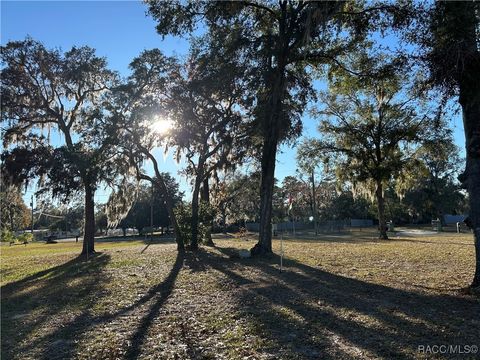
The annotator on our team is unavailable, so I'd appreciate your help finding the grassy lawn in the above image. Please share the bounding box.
[1,230,479,359]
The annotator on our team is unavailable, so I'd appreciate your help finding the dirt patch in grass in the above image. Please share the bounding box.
[1,232,479,359]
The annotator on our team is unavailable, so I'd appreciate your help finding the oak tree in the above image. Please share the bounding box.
[1,38,117,254]
[146,0,386,255]
[300,53,433,239]
[424,1,480,288]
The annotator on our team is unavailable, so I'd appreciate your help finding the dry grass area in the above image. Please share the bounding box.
[1,230,479,360]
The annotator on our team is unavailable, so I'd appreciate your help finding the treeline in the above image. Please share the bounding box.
[0,173,182,238]
[212,163,467,230]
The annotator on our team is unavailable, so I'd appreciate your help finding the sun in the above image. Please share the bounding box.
[150,117,173,135]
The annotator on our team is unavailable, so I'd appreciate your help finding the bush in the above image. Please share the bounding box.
[17,233,34,243]
[1,229,15,242]
[0,231,34,243]
[174,201,215,246]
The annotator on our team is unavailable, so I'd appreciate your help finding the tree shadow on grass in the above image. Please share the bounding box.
[1,253,111,360]
[195,247,480,359]
[4,243,478,359]
[2,248,185,360]
[384,237,474,247]
[124,251,184,360]
[279,233,388,244]
[28,251,185,360]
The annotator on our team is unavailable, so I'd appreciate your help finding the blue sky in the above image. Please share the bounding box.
[1,1,466,205]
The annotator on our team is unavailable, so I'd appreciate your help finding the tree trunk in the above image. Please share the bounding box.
[375,182,388,240]
[467,156,480,288]
[251,131,279,255]
[190,178,201,251]
[189,156,206,251]
[459,76,480,288]
[143,149,184,251]
[82,181,95,254]
[251,61,286,256]
[222,210,227,234]
[201,177,215,247]
[9,207,14,232]
[155,178,184,252]
[452,0,480,289]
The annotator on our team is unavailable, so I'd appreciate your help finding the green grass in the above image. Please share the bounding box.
[1,230,479,359]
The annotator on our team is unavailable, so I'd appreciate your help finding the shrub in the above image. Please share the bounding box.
[17,233,34,243]
[174,201,216,246]
[1,229,15,243]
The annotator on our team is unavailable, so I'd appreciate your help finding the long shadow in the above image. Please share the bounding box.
[26,250,185,360]
[385,237,474,246]
[274,233,474,247]
[4,243,477,359]
[195,247,479,359]
[124,251,184,360]
[96,234,176,244]
[280,234,388,244]
[1,253,111,360]
[4,247,184,360]
[1,255,94,293]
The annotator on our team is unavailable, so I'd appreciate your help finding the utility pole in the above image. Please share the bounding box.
[30,195,34,234]
[280,230,283,272]
[292,212,296,238]
[311,170,318,236]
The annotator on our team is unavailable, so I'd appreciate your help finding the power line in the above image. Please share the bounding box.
[35,212,64,219]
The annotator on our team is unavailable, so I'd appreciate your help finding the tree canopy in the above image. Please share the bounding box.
[146,0,385,255]
[1,38,119,254]
[299,51,436,239]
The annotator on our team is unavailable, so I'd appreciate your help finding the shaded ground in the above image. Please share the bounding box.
[1,231,479,359]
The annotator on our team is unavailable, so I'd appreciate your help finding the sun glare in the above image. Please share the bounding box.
[151,117,173,135]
